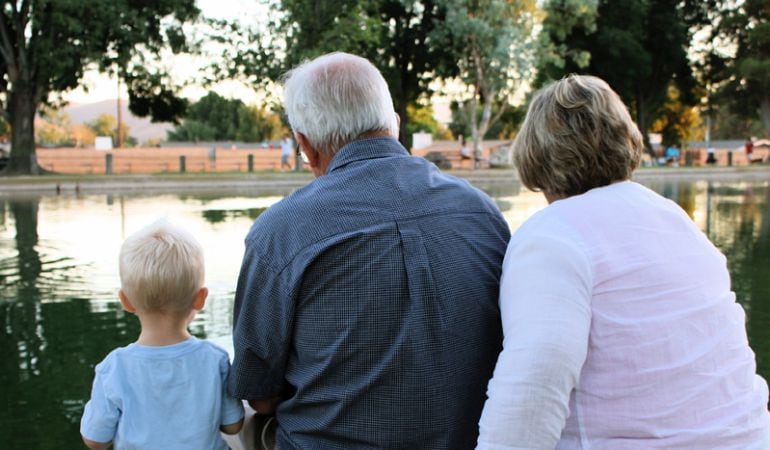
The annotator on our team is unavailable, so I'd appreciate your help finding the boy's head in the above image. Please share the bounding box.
[119,220,205,314]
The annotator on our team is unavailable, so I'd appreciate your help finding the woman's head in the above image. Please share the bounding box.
[513,75,643,199]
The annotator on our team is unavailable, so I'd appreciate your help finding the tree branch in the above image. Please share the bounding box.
[14,0,29,75]
[0,8,18,80]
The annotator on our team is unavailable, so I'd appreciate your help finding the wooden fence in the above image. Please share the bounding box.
[37,147,292,174]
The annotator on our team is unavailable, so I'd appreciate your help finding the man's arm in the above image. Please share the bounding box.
[229,240,296,402]
[248,397,281,415]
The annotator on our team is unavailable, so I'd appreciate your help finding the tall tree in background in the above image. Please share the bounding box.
[221,0,457,149]
[537,0,705,154]
[437,0,537,165]
[0,0,199,174]
[717,0,770,136]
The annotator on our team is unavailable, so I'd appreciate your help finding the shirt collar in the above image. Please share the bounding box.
[327,137,410,173]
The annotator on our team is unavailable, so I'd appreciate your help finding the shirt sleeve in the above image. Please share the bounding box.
[220,357,246,425]
[228,239,295,401]
[80,365,120,443]
[477,223,593,449]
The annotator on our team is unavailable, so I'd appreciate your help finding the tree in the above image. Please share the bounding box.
[0,1,200,174]
[86,114,135,147]
[650,84,703,147]
[35,108,73,147]
[716,0,770,135]
[437,0,537,166]
[221,0,458,149]
[167,91,284,142]
[537,0,704,155]
[406,102,453,140]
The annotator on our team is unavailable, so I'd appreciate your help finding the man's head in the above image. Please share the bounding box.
[282,52,398,160]
[118,219,206,315]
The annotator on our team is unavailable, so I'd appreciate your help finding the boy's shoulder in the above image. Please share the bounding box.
[95,338,230,373]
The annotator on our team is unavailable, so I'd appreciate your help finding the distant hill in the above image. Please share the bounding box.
[63,99,174,144]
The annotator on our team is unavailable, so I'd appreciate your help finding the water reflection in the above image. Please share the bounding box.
[0,178,769,449]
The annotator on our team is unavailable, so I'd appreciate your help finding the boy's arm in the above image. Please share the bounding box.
[220,417,244,435]
[82,437,112,450]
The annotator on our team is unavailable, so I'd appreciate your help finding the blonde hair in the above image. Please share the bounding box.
[513,75,643,198]
[119,219,204,313]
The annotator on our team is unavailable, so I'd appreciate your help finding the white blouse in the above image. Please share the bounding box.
[478,181,770,449]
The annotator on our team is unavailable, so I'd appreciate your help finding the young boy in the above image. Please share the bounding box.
[80,220,244,450]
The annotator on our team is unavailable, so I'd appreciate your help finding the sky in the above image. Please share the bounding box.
[63,0,267,105]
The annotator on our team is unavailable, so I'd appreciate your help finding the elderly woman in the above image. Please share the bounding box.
[477,75,770,449]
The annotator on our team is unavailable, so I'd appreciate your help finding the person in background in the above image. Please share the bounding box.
[80,220,244,450]
[746,137,754,163]
[477,74,770,449]
[460,134,473,161]
[229,51,510,449]
[280,134,293,171]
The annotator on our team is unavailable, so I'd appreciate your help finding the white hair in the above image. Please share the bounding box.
[282,52,399,155]
[119,219,204,313]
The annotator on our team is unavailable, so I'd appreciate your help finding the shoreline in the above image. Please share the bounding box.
[1,165,770,195]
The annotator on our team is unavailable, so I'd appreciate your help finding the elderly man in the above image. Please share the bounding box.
[229,52,510,449]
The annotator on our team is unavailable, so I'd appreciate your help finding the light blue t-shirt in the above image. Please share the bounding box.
[81,337,244,450]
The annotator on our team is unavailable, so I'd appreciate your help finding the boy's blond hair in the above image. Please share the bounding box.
[119,219,204,313]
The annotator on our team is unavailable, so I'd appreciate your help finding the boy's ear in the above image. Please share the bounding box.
[192,287,208,311]
[119,290,136,313]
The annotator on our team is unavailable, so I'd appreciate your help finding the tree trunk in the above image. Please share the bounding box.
[6,84,40,174]
[635,88,655,161]
[396,97,411,154]
[760,96,770,137]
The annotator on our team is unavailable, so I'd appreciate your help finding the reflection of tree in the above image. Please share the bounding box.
[11,200,42,287]
[676,182,696,219]
[201,207,267,224]
[709,183,770,398]
[0,197,140,447]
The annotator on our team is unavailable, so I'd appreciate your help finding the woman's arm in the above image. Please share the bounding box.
[477,229,593,449]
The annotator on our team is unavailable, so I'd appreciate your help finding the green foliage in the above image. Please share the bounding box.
[650,85,703,147]
[715,0,770,134]
[219,0,458,148]
[437,0,537,148]
[535,0,597,86]
[537,0,702,151]
[84,114,136,147]
[167,92,284,142]
[35,109,74,147]
[0,0,201,173]
[406,103,452,140]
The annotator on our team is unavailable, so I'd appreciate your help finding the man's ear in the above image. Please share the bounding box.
[192,287,208,311]
[119,290,136,313]
[295,132,320,168]
[395,113,400,137]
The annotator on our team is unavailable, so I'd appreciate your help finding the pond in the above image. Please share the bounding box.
[1,176,768,449]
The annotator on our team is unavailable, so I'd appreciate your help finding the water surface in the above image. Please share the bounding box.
[1,178,768,449]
